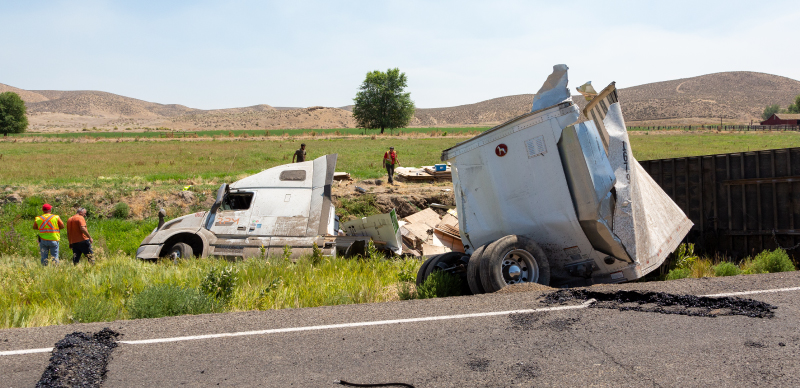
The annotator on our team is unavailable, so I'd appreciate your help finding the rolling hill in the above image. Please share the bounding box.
[3,71,799,132]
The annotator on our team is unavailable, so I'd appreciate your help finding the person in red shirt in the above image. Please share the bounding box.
[67,208,94,265]
[383,146,399,184]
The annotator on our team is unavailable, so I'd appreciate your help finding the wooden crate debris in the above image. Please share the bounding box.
[399,207,464,257]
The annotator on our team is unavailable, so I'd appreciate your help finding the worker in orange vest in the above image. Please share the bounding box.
[383,146,399,184]
[33,203,65,265]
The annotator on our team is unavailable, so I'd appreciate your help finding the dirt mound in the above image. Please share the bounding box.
[495,282,556,294]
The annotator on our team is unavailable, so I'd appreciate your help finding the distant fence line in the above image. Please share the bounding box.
[628,125,800,131]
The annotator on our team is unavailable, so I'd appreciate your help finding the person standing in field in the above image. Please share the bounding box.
[67,208,94,265]
[292,143,306,163]
[383,146,399,184]
[33,203,64,265]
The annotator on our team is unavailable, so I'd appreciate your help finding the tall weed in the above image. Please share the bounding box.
[128,284,217,319]
[741,249,796,274]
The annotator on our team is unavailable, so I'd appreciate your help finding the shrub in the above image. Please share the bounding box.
[713,262,741,277]
[72,298,119,323]
[200,266,238,301]
[742,249,795,274]
[665,268,691,280]
[127,284,216,319]
[415,271,464,299]
[112,202,130,219]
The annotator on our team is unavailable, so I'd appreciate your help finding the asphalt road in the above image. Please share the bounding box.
[2,272,800,387]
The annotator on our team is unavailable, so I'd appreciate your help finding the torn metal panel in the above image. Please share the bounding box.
[341,210,403,255]
[557,121,630,262]
[531,64,572,112]
[603,103,693,275]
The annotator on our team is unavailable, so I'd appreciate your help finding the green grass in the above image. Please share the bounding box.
[4,132,800,185]
[0,253,422,328]
[628,131,800,160]
[6,127,488,139]
[0,137,464,184]
[662,244,795,280]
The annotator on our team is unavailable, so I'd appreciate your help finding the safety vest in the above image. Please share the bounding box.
[36,213,61,241]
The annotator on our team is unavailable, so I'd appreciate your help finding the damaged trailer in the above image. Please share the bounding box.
[137,154,350,260]
[418,65,693,291]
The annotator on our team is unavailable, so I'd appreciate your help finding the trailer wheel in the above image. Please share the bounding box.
[168,242,194,261]
[417,252,470,294]
[416,255,439,287]
[466,244,491,295]
[479,235,549,292]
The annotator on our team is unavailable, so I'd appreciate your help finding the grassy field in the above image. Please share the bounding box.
[629,131,800,160]
[5,127,487,139]
[3,131,800,185]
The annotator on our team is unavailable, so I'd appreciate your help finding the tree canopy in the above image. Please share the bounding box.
[352,68,415,134]
[0,92,28,135]
[762,104,781,121]
[788,95,800,114]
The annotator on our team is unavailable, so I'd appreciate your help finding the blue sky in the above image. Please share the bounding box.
[2,0,798,109]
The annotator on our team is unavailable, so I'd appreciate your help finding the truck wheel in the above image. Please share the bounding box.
[466,244,491,295]
[421,252,470,295]
[416,255,439,287]
[479,235,549,293]
[168,242,194,261]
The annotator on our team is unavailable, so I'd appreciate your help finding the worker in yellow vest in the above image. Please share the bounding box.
[33,203,65,265]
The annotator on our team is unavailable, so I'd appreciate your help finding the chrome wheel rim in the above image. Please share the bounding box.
[501,249,538,285]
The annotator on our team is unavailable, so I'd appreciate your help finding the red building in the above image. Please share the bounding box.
[761,113,800,126]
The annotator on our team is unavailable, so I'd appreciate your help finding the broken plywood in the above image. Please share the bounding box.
[404,208,441,230]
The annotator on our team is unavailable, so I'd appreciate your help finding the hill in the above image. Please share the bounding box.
[3,71,799,131]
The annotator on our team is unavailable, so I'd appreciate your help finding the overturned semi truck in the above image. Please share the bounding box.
[417,65,693,291]
[136,155,342,260]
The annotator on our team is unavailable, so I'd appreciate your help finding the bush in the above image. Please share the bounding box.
[713,262,741,277]
[200,266,238,301]
[72,298,119,323]
[742,249,795,274]
[415,271,464,299]
[665,268,691,280]
[127,284,216,319]
[112,202,130,219]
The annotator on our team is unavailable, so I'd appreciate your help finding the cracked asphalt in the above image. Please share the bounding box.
[2,271,800,387]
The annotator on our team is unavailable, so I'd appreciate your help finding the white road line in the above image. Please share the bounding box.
[0,347,55,356]
[3,285,800,357]
[120,300,596,345]
[702,286,800,298]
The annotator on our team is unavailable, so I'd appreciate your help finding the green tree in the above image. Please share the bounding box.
[788,95,800,114]
[352,68,415,134]
[762,104,781,121]
[0,92,28,136]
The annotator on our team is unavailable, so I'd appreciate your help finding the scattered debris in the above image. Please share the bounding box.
[541,289,777,318]
[355,186,367,194]
[37,328,121,388]
[398,207,464,257]
[176,190,195,203]
[4,193,22,204]
[333,172,353,181]
[341,210,402,255]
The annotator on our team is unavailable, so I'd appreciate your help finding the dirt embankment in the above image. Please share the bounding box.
[332,179,455,220]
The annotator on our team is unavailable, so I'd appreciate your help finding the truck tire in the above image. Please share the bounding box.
[423,251,465,280]
[466,244,491,295]
[416,255,439,287]
[479,235,549,293]
[168,242,194,260]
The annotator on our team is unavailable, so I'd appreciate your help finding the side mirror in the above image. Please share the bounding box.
[157,208,167,230]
